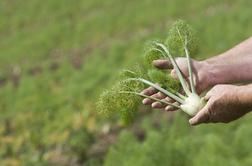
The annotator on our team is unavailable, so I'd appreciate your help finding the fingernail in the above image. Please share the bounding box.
[165,106,171,111]
[189,119,196,125]
[142,99,149,105]
[151,103,157,108]
[151,102,161,108]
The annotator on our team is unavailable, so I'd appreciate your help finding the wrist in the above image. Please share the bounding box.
[201,58,236,86]
[203,52,252,85]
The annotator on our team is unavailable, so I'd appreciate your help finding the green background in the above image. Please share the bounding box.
[1,0,252,165]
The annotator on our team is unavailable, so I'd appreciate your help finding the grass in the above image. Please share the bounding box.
[1,0,252,165]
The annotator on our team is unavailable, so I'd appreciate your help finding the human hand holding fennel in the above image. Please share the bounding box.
[141,57,212,111]
[142,37,252,125]
[97,21,252,125]
[189,84,252,125]
[142,61,252,125]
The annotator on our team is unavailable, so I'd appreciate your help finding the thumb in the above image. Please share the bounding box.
[189,103,210,126]
[153,60,172,69]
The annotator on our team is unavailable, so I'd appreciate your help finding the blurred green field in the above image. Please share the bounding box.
[1,0,252,165]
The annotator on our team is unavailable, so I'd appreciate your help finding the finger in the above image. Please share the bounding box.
[165,102,179,111]
[156,92,166,99]
[189,105,210,126]
[143,92,163,105]
[153,60,172,69]
[165,106,177,111]
[151,92,167,108]
[151,98,172,110]
[148,92,166,101]
[141,87,158,105]
[162,97,176,110]
[152,102,163,109]
[164,96,175,103]
[141,86,157,95]
[143,91,169,107]
[142,98,152,105]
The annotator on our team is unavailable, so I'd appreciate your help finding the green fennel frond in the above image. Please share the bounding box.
[165,20,198,56]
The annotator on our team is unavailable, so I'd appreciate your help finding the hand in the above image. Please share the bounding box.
[141,57,212,111]
[189,84,252,125]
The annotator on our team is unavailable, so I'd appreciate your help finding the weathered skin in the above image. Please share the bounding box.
[189,84,252,125]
